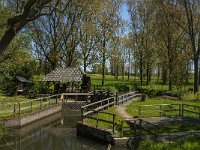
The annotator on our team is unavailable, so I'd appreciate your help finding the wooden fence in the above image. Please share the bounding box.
[138,103,200,119]
[82,109,116,133]
[81,91,140,116]
[81,91,141,134]
[0,94,62,118]
[121,119,158,140]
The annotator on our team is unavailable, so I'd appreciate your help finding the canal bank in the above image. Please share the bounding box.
[0,110,128,150]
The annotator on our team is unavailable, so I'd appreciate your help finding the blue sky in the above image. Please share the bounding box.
[120,3,131,22]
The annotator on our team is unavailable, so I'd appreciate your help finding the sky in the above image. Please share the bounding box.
[120,3,131,23]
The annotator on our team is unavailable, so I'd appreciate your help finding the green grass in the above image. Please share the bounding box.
[0,94,31,103]
[136,137,200,150]
[85,97,200,137]
[89,74,136,86]
[126,97,200,118]
[159,123,200,133]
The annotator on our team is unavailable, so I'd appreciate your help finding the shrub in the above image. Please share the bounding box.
[114,84,130,92]
[182,92,200,102]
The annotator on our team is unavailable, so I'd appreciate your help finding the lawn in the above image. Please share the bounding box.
[136,137,200,150]
[0,94,31,103]
[85,97,200,137]
[126,97,200,118]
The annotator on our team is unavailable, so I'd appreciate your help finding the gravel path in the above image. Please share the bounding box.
[116,106,132,119]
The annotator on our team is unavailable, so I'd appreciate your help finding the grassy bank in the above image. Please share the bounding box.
[85,97,200,136]
[136,137,200,150]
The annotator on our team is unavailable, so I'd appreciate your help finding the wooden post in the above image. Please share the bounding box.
[134,120,137,138]
[179,104,181,116]
[121,120,124,137]
[65,95,68,103]
[14,104,16,117]
[75,95,78,103]
[49,98,50,107]
[78,82,80,91]
[182,104,184,117]
[112,114,116,134]
[96,111,99,128]
[160,105,162,117]
[56,95,58,104]
[139,119,142,136]
[154,126,157,141]
[138,106,141,117]
[81,107,84,123]
[18,102,21,116]
[199,107,200,119]
[115,92,118,105]
[40,99,42,109]
[31,101,33,112]
[72,82,74,92]
[94,85,96,94]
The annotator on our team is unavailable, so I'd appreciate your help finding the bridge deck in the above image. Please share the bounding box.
[127,116,200,126]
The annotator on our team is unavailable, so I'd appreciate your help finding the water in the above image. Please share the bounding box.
[0,111,127,150]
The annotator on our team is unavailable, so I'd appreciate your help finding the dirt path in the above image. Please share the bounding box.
[116,105,133,119]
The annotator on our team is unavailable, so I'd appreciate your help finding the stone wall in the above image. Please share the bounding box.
[77,122,114,144]
[3,104,62,127]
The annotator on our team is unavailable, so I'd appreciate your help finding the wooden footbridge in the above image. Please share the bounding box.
[0,91,141,127]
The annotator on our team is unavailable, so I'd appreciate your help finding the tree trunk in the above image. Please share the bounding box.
[0,28,20,53]
[122,62,125,80]
[157,68,160,83]
[194,57,199,93]
[84,58,87,73]
[146,63,150,85]
[0,0,53,54]
[102,51,105,86]
[162,68,167,85]
[128,50,131,80]
[139,60,143,86]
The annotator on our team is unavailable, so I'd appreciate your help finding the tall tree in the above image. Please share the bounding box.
[0,0,57,54]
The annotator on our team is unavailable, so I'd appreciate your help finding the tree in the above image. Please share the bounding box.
[0,0,57,54]
[128,0,155,85]
[92,0,122,86]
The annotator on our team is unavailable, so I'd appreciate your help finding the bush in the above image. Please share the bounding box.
[182,92,200,102]
[32,75,52,95]
[114,84,130,92]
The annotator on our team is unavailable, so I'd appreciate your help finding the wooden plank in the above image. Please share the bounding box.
[62,93,93,96]
[83,115,113,124]
[183,109,200,115]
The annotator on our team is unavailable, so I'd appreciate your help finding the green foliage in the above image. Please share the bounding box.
[114,84,130,92]
[90,74,134,93]
[32,75,52,95]
[136,85,167,96]
[91,64,109,75]
[0,125,7,137]
[182,92,200,102]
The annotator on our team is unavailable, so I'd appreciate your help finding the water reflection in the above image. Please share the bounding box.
[0,110,127,150]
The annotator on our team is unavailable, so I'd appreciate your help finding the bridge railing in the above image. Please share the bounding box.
[121,119,158,140]
[81,97,115,116]
[0,94,62,118]
[138,104,181,117]
[118,92,141,105]
[182,104,200,119]
[82,109,116,133]
[137,103,200,119]
[81,91,141,116]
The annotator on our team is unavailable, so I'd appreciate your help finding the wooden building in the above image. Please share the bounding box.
[16,76,30,95]
[42,68,83,93]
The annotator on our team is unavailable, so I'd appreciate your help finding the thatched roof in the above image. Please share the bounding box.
[42,68,83,82]
[16,76,29,83]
